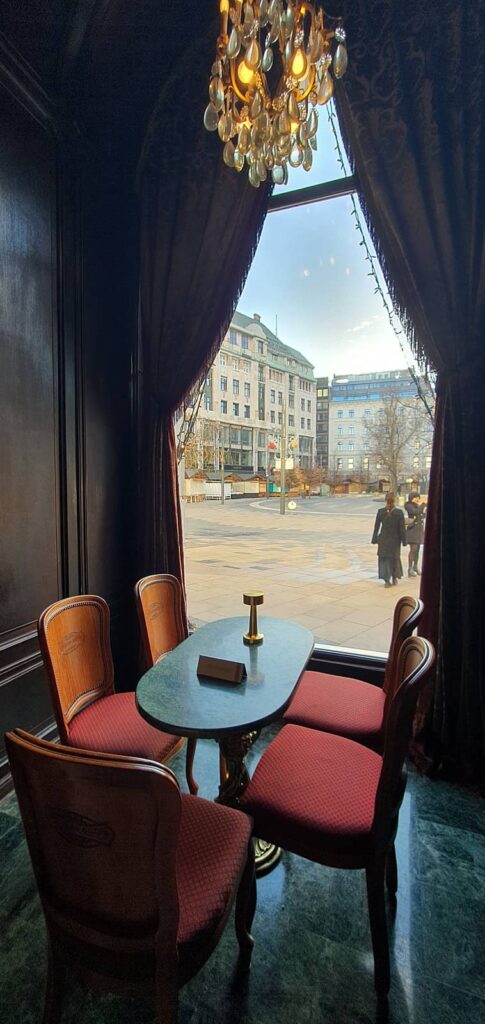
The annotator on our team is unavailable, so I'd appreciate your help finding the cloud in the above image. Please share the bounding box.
[300,268,310,278]
[329,256,335,265]
[345,319,373,334]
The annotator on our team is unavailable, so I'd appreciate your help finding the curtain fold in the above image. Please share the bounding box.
[333,0,485,775]
[136,18,271,621]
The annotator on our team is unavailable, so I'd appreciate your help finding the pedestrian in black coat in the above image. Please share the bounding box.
[371,491,407,588]
[404,491,426,576]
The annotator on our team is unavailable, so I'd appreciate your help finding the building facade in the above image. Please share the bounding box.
[328,370,434,490]
[186,311,317,475]
[315,376,330,469]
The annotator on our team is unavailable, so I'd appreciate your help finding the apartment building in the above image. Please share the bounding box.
[328,370,434,489]
[192,311,316,474]
[315,376,330,469]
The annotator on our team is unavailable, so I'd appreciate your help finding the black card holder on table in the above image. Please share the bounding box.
[197,655,247,685]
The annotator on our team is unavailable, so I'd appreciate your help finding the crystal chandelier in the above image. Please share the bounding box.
[204,1,347,188]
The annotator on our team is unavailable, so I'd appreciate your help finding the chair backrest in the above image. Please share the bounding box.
[5,729,182,982]
[383,596,423,700]
[372,636,435,846]
[135,574,188,669]
[38,595,115,743]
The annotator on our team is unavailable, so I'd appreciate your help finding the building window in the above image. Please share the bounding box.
[220,375,227,391]
[348,458,354,469]
[241,333,249,350]
[204,396,211,411]
[307,400,311,412]
[301,398,305,410]
[244,405,250,418]
[337,426,343,436]
[364,408,370,416]
[289,394,294,408]
[348,425,354,435]
[258,431,265,446]
[244,382,250,398]
[242,360,250,374]
[233,402,239,416]
[233,379,239,395]
[230,329,238,345]
[307,419,311,429]
[348,409,354,418]
[220,353,226,365]
[337,441,343,451]
[270,410,275,424]
[258,340,264,354]
[289,414,294,426]
[337,409,343,419]
[363,457,369,467]
[348,442,354,450]
[278,392,282,405]
[232,358,238,369]
[364,441,369,450]
[426,455,432,468]
[221,400,227,414]
[270,389,276,403]
[337,458,343,469]
[413,456,419,467]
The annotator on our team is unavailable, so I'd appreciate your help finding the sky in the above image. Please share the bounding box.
[238,106,412,380]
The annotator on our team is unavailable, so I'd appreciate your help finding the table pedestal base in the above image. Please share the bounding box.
[217,732,282,876]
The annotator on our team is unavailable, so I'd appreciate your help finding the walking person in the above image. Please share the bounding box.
[404,491,427,576]
[371,491,407,588]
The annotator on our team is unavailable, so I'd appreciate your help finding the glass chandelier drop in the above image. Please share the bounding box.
[204,1,347,188]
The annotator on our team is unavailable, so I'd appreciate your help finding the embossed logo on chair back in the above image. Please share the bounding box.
[59,631,85,655]
[147,601,161,621]
[47,806,114,848]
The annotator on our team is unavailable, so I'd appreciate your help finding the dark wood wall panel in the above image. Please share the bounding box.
[0,84,61,632]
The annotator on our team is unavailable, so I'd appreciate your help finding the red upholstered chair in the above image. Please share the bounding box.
[240,636,435,1000]
[5,729,255,1024]
[38,594,185,768]
[134,573,198,794]
[283,595,423,750]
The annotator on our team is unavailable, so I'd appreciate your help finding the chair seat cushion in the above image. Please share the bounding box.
[283,671,386,748]
[176,796,252,968]
[68,692,183,764]
[240,724,383,866]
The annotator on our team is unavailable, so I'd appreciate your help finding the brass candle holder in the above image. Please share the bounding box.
[243,592,264,645]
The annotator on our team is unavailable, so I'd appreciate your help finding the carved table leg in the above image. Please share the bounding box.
[216,732,282,875]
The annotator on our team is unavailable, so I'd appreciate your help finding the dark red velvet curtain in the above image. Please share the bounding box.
[136,20,271,621]
[333,0,485,776]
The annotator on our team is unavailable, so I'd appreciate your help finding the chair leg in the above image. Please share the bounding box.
[366,860,390,998]
[154,959,179,1024]
[42,941,66,1024]
[185,737,198,795]
[385,843,398,896]
[235,840,256,972]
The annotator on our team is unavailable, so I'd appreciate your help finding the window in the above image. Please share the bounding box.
[348,425,354,435]
[301,417,305,428]
[220,375,227,391]
[348,442,354,450]
[230,329,237,345]
[271,389,276,403]
[220,400,227,414]
[244,382,250,398]
[307,419,311,429]
[220,353,226,365]
[278,392,282,405]
[289,394,294,408]
[307,400,311,412]
[337,409,343,419]
[413,456,419,467]
[242,360,251,374]
[241,333,249,350]
[233,379,239,395]
[348,458,354,469]
[244,405,250,418]
[230,427,240,444]
[337,458,343,469]
[257,340,264,353]
[258,431,265,446]
[363,457,369,467]
[426,455,432,468]
[348,409,354,418]
[337,441,343,451]
[241,428,251,444]
[289,414,294,426]
[233,402,239,416]
[232,358,238,369]
[270,410,275,424]
[204,395,211,411]
[337,426,343,436]
[364,441,369,450]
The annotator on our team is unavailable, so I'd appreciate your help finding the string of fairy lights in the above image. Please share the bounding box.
[326,102,436,425]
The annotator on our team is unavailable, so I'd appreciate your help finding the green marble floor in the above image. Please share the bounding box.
[1,725,484,1024]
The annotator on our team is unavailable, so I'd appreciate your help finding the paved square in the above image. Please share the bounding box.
[184,494,421,653]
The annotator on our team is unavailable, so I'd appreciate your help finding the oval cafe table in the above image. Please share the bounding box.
[136,615,314,874]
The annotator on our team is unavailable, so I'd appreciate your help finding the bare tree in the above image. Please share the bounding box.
[364,393,433,493]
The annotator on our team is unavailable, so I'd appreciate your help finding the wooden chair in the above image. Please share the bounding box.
[38,594,185,769]
[5,729,255,1024]
[134,573,198,794]
[240,636,435,1000]
[283,596,423,750]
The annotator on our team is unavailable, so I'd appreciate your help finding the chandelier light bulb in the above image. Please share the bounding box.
[206,2,347,188]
